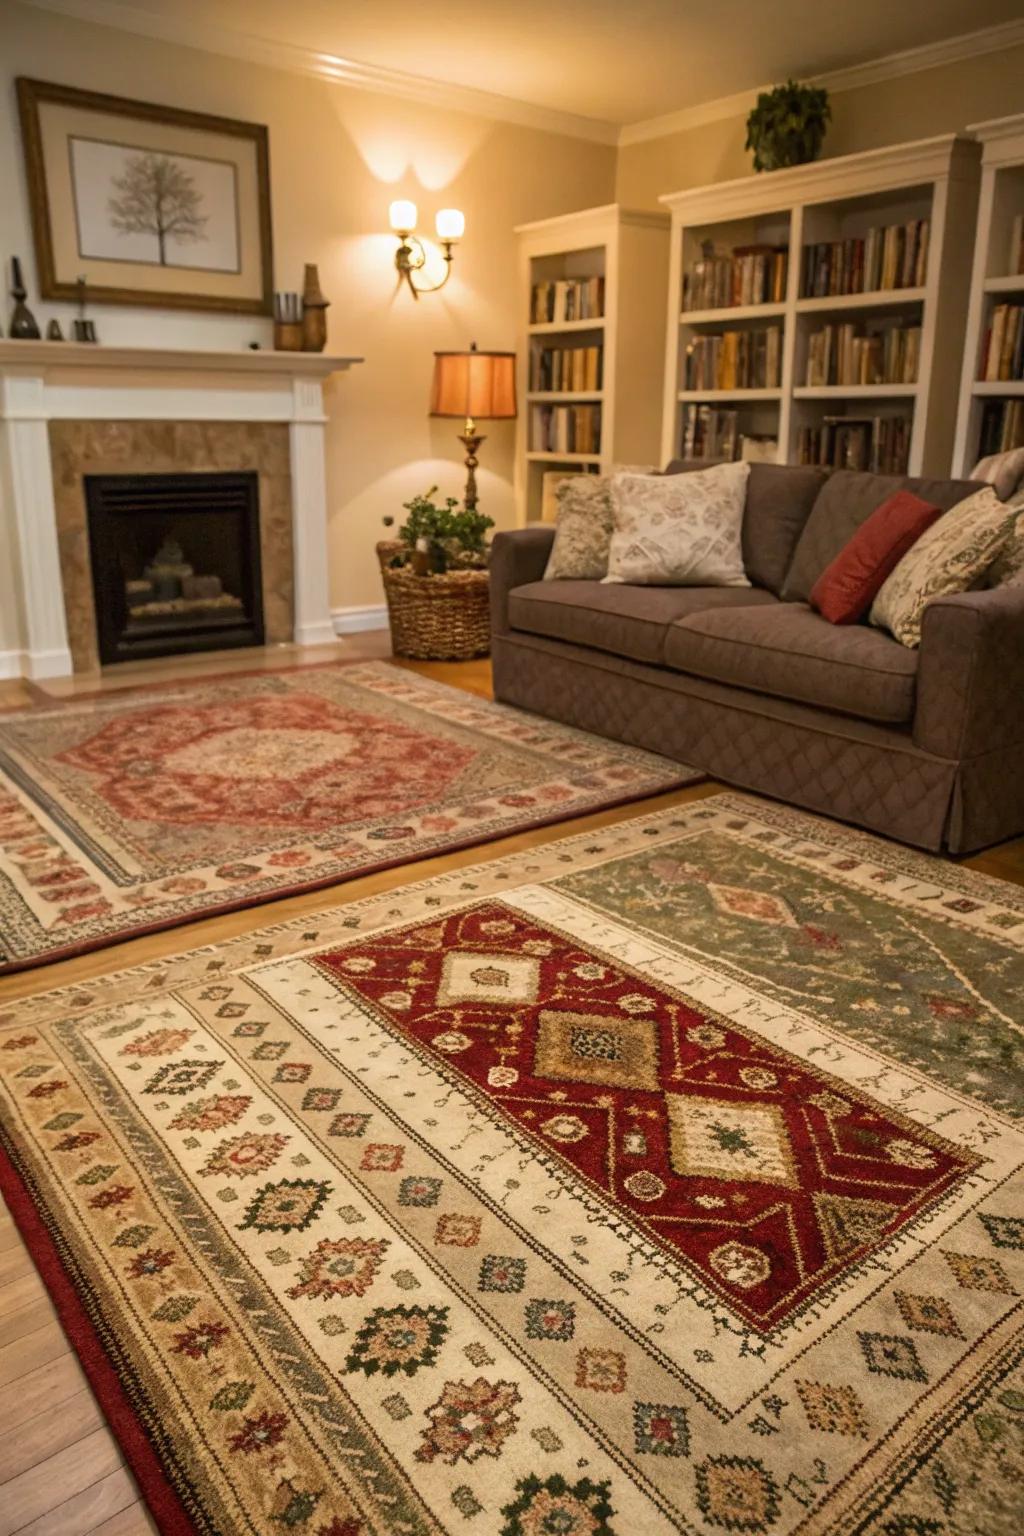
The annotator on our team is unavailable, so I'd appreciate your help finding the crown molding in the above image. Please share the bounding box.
[14,2,1024,154]
[13,0,620,145]
[618,18,1024,147]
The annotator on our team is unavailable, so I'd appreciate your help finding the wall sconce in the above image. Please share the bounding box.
[389,201,464,298]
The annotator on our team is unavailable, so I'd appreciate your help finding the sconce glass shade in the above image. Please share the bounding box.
[430,347,517,421]
[389,199,417,234]
[435,208,465,242]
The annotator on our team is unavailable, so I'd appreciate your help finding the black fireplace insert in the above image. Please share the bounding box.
[86,471,265,665]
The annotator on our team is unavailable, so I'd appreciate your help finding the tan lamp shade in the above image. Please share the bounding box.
[429,346,517,420]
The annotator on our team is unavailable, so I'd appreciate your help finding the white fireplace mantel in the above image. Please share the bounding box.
[0,341,363,679]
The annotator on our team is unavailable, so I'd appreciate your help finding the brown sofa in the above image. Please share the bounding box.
[490,464,1024,853]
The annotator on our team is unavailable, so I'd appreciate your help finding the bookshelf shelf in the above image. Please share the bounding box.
[526,451,603,464]
[793,383,919,400]
[954,116,1024,472]
[795,287,926,314]
[526,391,605,403]
[515,204,669,523]
[661,135,980,476]
[680,302,786,324]
[527,318,607,335]
[972,380,1024,397]
[677,388,782,402]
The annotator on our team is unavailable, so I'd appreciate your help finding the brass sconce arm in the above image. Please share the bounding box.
[394,235,456,299]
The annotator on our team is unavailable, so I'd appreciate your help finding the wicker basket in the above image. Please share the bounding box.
[376,541,491,661]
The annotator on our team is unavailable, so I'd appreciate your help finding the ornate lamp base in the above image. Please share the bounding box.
[457,429,486,512]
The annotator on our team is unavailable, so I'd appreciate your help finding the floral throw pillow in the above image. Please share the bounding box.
[543,475,615,580]
[604,462,750,587]
[869,485,1021,647]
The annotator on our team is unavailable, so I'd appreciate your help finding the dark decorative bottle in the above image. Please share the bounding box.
[9,256,41,339]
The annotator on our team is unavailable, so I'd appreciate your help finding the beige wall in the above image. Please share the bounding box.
[616,42,1024,207]
[0,2,615,658]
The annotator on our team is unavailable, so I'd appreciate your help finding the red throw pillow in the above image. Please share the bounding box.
[810,491,944,625]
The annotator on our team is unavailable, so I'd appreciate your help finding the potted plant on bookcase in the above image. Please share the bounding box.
[745,80,831,173]
[377,489,494,660]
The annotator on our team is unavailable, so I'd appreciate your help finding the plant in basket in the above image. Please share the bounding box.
[377,489,495,661]
[383,488,493,575]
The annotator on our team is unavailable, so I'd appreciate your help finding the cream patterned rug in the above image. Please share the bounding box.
[0,661,695,972]
[1,794,1022,1534]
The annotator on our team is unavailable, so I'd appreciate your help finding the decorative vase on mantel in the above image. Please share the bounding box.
[301,264,329,353]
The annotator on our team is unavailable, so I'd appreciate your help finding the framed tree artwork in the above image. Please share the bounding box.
[17,78,273,314]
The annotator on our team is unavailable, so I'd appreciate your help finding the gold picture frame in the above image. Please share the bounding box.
[17,78,274,315]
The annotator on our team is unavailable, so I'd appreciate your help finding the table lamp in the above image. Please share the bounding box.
[429,342,517,510]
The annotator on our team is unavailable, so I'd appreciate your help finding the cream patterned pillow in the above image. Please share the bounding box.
[543,475,615,580]
[604,462,750,587]
[869,486,1020,647]
[986,511,1024,588]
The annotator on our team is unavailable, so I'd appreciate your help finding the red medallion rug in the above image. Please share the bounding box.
[1,795,1022,1535]
[0,661,696,971]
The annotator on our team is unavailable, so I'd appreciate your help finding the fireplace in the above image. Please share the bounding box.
[86,471,266,664]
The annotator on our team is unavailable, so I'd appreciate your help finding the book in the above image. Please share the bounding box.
[529,343,604,393]
[804,322,921,386]
[683,243,788,312]
[530,276,605,325]
[684,325,782,390]
[796,414,910,474]
[800,219,929,298]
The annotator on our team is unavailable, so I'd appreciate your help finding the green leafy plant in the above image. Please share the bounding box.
[384,488,493,573]
[745,80,830,173]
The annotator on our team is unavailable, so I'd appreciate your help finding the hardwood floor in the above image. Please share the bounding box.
[0,637,1021,1534]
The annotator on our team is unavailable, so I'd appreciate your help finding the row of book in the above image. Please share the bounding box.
[978,399,1024,457]
[980,304,1024,382]
[529,403,601,455]
[1010,214,1024,278]
[683,245,788,312]
[801,220,930,298]
[684,326,782,392]
[530,276,605,325]
[796,415,911,475]
[530,344,603,393]
[679,406,777,463]
[804,323,921,388]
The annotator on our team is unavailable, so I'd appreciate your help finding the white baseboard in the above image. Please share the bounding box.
[0,650,27,681]
[331,604,389,635]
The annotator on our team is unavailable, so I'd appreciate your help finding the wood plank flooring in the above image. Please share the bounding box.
[0,637,1021,1533]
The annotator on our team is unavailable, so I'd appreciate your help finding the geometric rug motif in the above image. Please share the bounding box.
[2,793,1022,1536]
[0,661,695,972]
[315,901,980,1332]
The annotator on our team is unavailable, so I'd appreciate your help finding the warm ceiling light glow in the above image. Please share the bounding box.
[389,199,417,234]
[435,208,465,243]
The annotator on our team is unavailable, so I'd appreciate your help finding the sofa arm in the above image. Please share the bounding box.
[489,526,555,634]
[913,585,1024,758]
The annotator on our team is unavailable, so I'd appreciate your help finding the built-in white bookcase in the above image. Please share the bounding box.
[953,114,1024,476]
[660,136,980,477]
[514,204,669,523]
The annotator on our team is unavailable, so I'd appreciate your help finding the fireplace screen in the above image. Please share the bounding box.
[85,471,265,664]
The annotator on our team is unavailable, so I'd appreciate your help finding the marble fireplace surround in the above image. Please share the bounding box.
[53,420,294,674]
[0,343,361,679]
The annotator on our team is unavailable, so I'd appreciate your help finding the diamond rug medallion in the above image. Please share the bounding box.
[0,661,695,971]
[1,794,1022,1535]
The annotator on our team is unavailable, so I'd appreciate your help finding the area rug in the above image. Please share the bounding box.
[2,794,1022,1534]
[0,661,696,972]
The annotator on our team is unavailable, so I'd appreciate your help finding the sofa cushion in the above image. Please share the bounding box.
[508,581,778,666]
[782,470,980,603]
[664,460,830,594]
[663,602,918,723]
[810,491,943,624]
